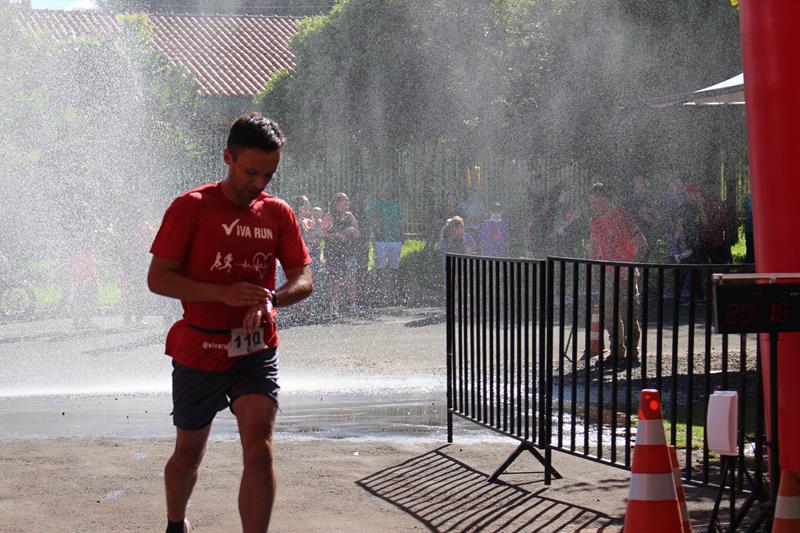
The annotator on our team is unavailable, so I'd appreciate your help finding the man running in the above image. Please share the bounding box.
[148,113,312,533]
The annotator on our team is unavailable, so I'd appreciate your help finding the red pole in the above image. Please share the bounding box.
[740,0,800,471]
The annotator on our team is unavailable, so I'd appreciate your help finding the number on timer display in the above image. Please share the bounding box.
[771,302,789,323]
[725,303,754,325]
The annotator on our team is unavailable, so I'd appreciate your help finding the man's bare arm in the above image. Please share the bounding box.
[276,265,313,307]
[147,255,270,308]
[241,265,313,333]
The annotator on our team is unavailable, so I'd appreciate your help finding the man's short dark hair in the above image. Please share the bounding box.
[227,113,285,155]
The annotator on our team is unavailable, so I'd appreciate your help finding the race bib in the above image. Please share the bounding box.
[227,327,266,358]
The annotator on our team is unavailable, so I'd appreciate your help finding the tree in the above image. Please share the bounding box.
[255,0,745,237]
[257,0,506,165]
[0,8,209,266]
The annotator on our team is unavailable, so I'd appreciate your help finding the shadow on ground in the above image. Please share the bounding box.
[357,445,622,532]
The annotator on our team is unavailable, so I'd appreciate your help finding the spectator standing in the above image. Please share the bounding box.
[69,242,98,329]
[430,193,462,246]
[588,182,646,364]
[661,173,693,252]
[479,201,509,257]
[306,206,324,275]
[369,183,405,305]
[349,188,371,301]
[626,175,659,258]
[288,196,315,319]
[527,190,552,257]
[686,183,732,264]
[550,189,579,257]
[303,206,326,318]
[440,216,476,261]
[444,193,462,220]
[458,189,484,242]
[663,172,688,214]
[119,216,157,325]
[666,209,694,264]
[290,196,314,261]
[322,192,360,314]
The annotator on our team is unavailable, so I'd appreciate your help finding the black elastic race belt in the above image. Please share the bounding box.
[187,323,231,335]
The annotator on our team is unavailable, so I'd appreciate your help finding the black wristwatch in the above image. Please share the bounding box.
[270,290,278,309]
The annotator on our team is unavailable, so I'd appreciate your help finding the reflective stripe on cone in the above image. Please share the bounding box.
[636,419,668,446]
[773,470,800,532]
[590,304,600,355]
[624,390,683,533]
[629,472,677,501]
[669,445,692,532]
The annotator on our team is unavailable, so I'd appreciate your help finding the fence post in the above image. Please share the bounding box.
[445,254,453,443]
[545,258,555,485]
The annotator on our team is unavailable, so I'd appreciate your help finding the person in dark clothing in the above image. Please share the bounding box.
[686,182,732,264]
[549,189,580,257]
[348,189,371,302]
[479,201,509,257]
[527,191,552,257]
[439,215,476,259]
[322,192,360,314]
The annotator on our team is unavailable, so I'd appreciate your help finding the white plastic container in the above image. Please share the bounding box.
[707,391,739,456]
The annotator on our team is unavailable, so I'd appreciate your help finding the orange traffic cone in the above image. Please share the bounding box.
[669,445,692,532]
[589,303,601,356]
[773,470,800,533]
[624,389,683,532]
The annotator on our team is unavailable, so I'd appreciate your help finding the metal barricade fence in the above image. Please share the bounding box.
[445,253,560,483]
[446,253,763,491]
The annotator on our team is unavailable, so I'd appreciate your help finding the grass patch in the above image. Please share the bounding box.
[665,420,706,451]
[367,239,429,270]
[401,239,428,260]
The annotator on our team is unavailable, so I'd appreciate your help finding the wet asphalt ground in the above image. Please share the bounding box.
[0,306,457,439]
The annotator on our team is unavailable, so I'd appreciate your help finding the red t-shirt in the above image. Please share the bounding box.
[589,207,638,262]
[151,182,311,371]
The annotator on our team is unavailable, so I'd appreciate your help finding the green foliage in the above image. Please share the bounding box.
[399,240,443,303]
[256,0,744,216]
[257,0,504,161]
[400,239,428,262]
[254,67,292,123]
[0,8,208,264]
[731,225,747,264]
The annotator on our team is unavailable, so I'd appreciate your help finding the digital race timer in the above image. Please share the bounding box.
[713,281,800,334]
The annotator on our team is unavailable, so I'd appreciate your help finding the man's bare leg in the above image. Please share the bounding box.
[234,394,278,533]
[165,424,212,523]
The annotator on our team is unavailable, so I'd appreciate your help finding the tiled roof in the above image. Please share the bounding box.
[13,10,298,97]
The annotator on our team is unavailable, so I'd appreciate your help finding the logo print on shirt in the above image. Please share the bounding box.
[222,219,241,236]
[211,252,234,273]
[210,252,273,279]
[235,253,273,279]
[221,218,274,240]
